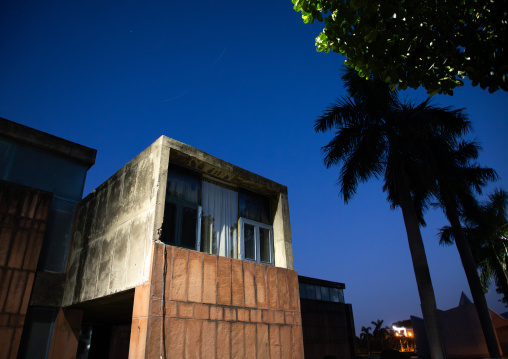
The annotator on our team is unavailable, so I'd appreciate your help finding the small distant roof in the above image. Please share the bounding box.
[459,291,473,307]
[0,117,97,168]
[298,275,345,289]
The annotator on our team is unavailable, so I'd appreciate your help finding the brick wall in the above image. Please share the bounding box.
[0,181,53,359]
[129,242,304,358]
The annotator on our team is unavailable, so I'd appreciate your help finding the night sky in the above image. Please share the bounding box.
[2,0,507,335]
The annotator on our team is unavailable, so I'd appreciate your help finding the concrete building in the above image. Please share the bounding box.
[0,117,96,358]
[298,276,356,359]
[53,135,301,358]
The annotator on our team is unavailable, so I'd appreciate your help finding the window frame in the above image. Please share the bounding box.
[239,217,274,265]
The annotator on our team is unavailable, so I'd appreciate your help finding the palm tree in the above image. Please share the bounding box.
[371,319,388,350]
[430,141,501,357]
[360,326,373,355]
[440,189,508,304]
[315,67,487,359]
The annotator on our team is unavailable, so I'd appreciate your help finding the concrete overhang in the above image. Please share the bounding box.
[0,117,97,168]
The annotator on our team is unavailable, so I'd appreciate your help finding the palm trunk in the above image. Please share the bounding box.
[444,197,501,357]
[398,180,445,359]
[489,243,508,304]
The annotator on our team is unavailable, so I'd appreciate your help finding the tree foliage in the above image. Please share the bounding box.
[292,0,508,95]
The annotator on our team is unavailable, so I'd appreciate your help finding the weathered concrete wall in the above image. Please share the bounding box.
[129,242,304,358]
[0,180,53,359]
[63,138,165,306]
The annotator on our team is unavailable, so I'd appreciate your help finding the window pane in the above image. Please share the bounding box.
[259,227,271,263]
[306,284,316,300]
[338,289,345,303]
[244,223,255,260]
[320,286,331,301]
[315,285,322,300]
[39,199,76,272]
[161,201,177,245]
[167,166,200,204]
[181,206,198,249]
[18,307,55,359]
[299,283,306,299]
[239,190,270,224]
[330,288,340,302]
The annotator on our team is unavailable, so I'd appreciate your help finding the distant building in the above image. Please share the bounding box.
[411,292,508,358]
[0,117,96,358]
[299,275,356,359]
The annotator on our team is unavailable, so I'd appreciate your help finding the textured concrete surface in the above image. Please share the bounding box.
[63,139,164,306]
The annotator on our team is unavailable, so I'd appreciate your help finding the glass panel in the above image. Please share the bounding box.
[338,289,345,303]
[315,285,322,300]
[259,227,271,263]
[229,224,238,259]
[330,288,340,302]
[181,206,198,249]
[18,307,55,359]
[161,201,177,245]
[320,286,331,301]
[299,283,306,299]
[0,137,14,179]
[244,223,256,260]
[306,284,316,300]
[239,190,270,224]
[201,215,216,254]
[7,144,87,201]
[167,166,200,204]
[39,199,76,272]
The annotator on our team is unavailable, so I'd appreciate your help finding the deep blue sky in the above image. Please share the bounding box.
[2,0,507,335]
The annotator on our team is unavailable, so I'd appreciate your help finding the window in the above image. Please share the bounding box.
[239,218,274,265]
[299,283,345,303]
[161,166,202,250]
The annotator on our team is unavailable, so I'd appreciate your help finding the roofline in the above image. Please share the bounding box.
[298,275,346,289]
[0,117,97,168]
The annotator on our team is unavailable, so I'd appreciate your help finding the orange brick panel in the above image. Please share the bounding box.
[285,312,295,325]
[6,231,28,269]
[224,307,236,321]
[20,271,33,314]
[184,319,202,359]
[0,227,14,267]
[243,261,256,308]
[150,243,165,300]
[210,306,223,321]
[10,327,23,359]
[237,308,249,322]
[287,270,300,311]
[7,314,24,327]
[266,266,278,309]
[147,317,162,359]
[231,259,244,307]
[193,304,209,320]
[171,247,188,301]
[164,301,178,317]
[150,299,162,317]
[165,317,185,359]
[0,314,8,326]
[0,327,14,359]
[262,310,274,324]
[129,317,148,359]
[217,321,231,359]
[231,322,244,359]
[244,323,256,359]
[269,325,281,359]
[202,254,217,304]
[132,284,150,318]
[291,326,304,358]
[21,232,44,271]
[4,271,27,313]
[0,269,13,311]
[276,268,289,311]
[201,320,217,359]
[255,264,267,309]
[217,256,231,306]
[178,303,193,318]
[187,251,203,303]
[256,323,269,359]
[250,309,262,323]
[280,326,292,359]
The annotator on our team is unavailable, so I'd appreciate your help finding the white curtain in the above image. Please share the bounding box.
[201,181,238,258]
